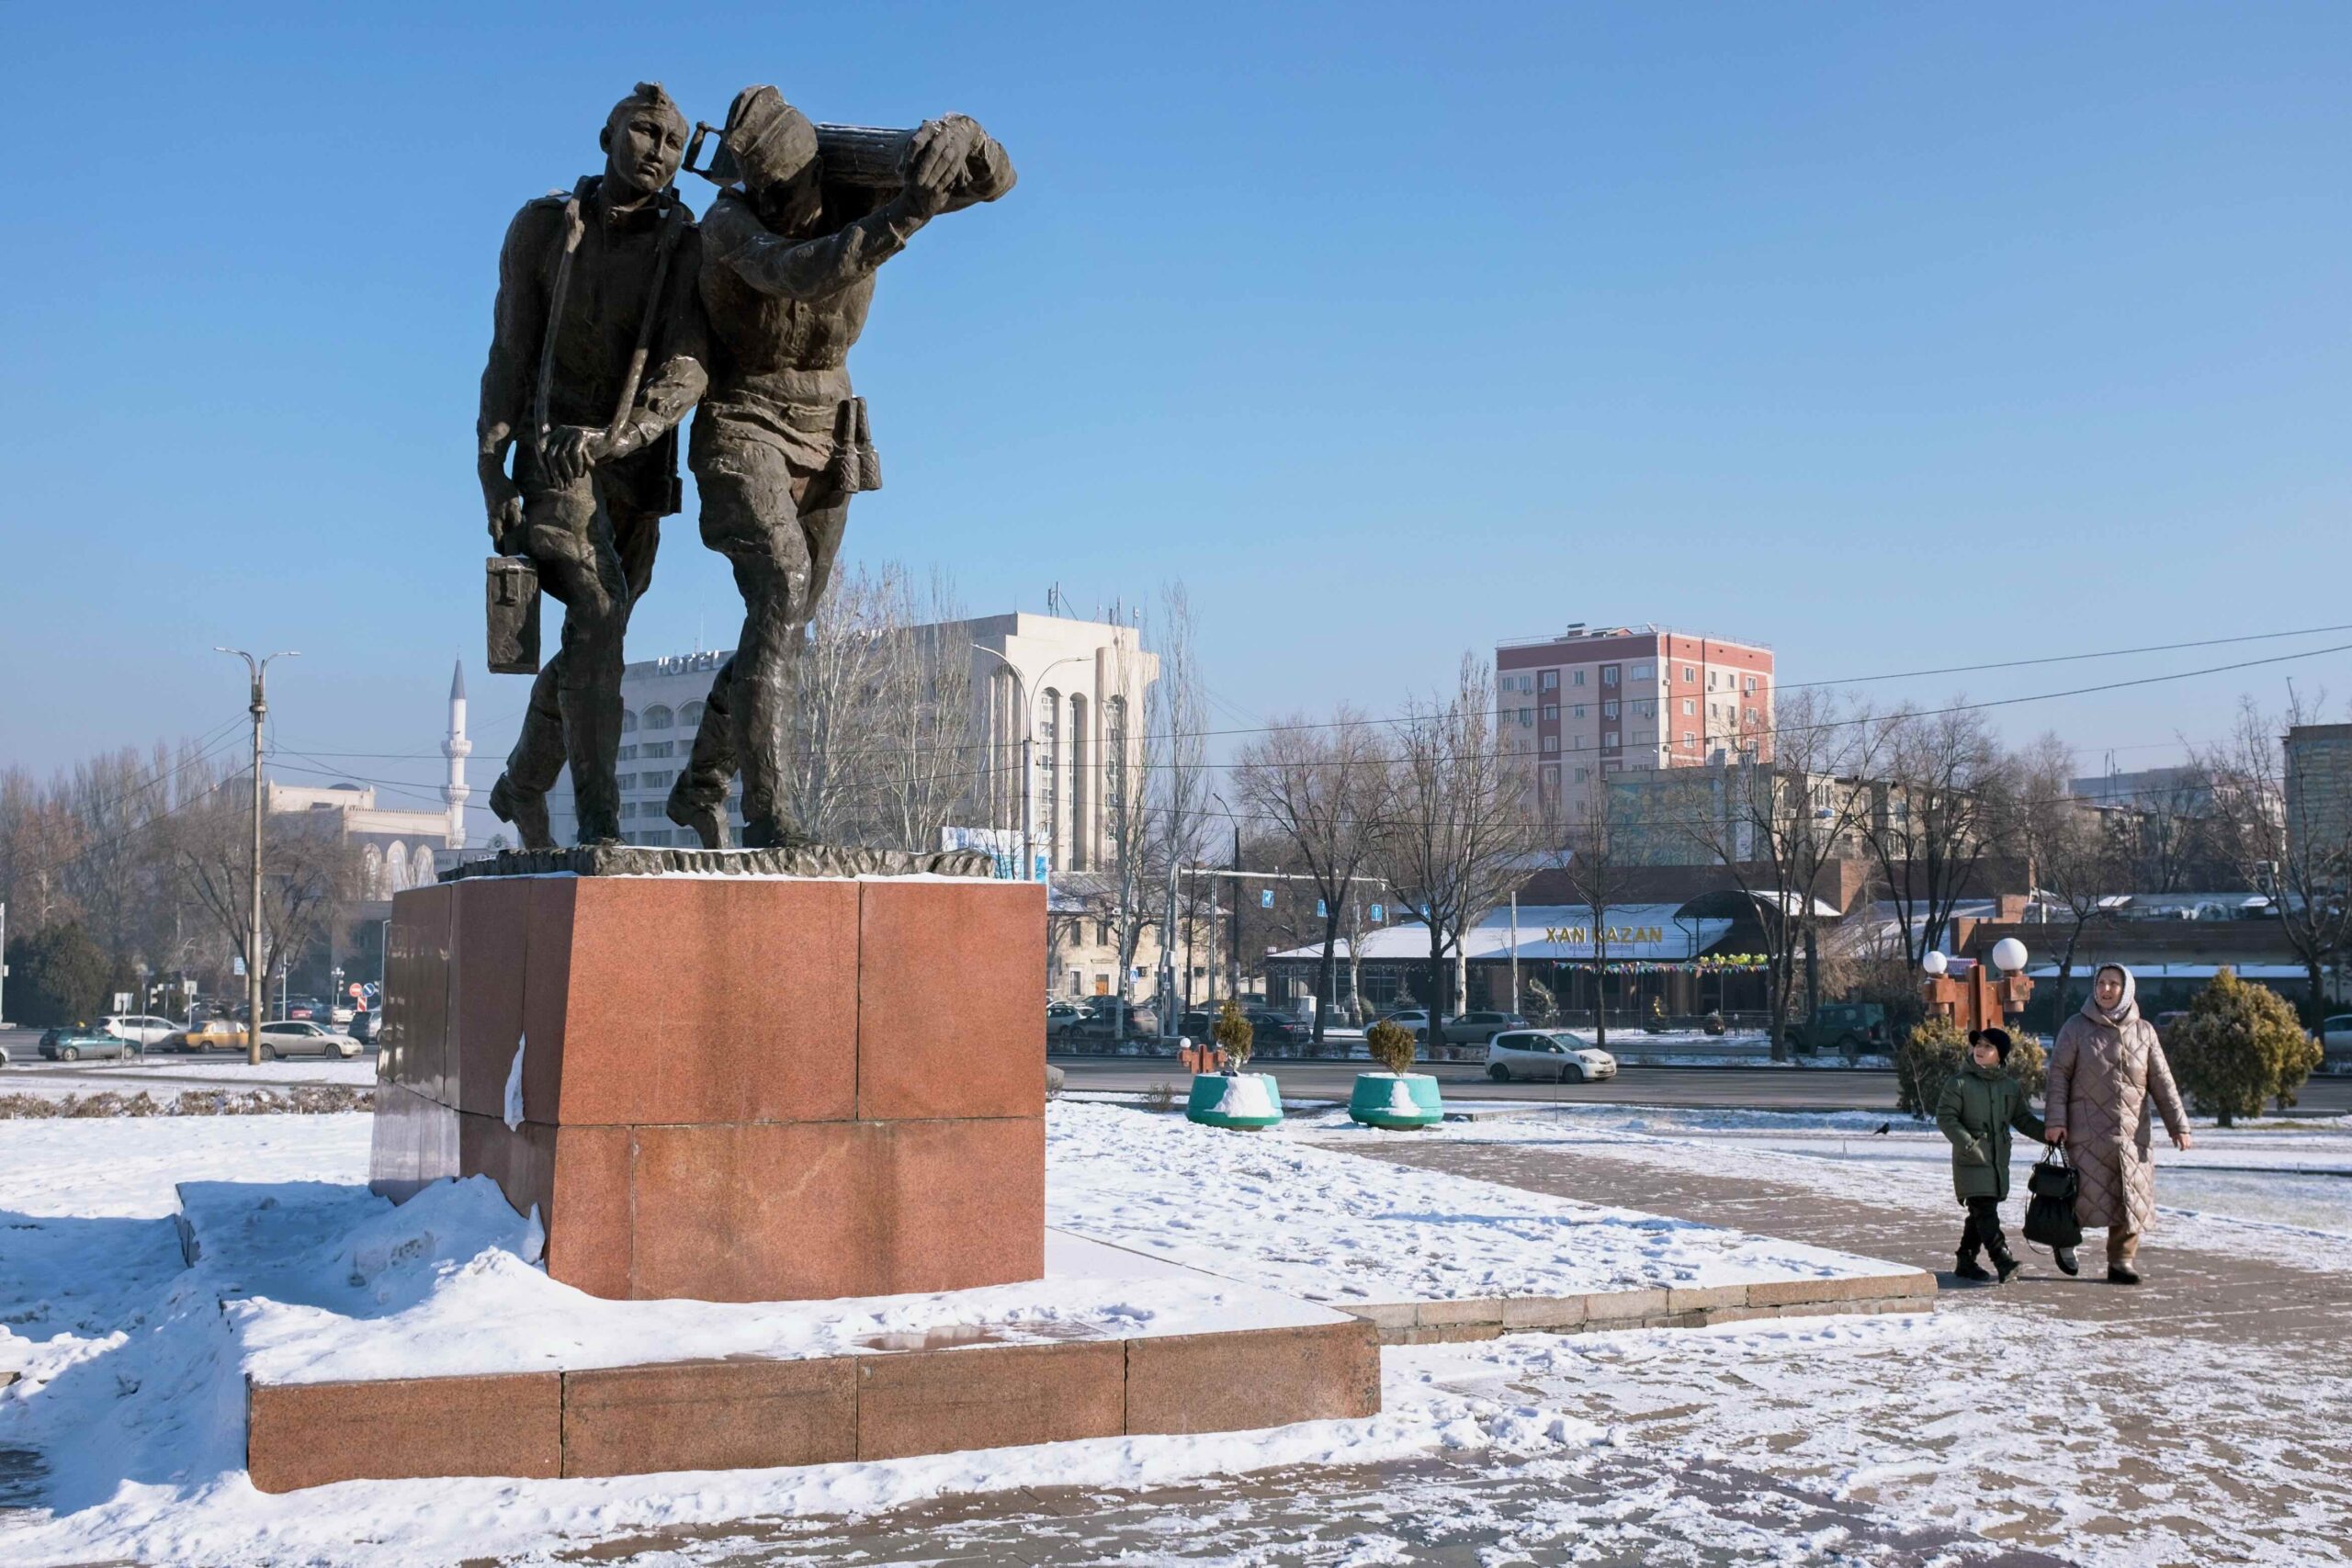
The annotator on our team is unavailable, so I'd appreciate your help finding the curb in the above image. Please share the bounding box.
[1337,1269,1937,1345]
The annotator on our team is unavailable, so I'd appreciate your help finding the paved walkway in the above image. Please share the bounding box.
[1358,1132,2352,1348]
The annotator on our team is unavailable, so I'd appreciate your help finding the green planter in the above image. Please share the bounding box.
[1349,1072,1443,1129]
[1185,1071,1284,1130]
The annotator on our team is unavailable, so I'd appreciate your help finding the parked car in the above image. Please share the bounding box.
[1074,998,1159,1040]
[329,1004,356,1026]
[40,1026,131,1062]
[1245,1010,1313,1050]
[1780,1001,1890,1055]
[2321,1014,2352,1066]
[1379,1009,1442,1044]
[346,1010,380,1043]
[281,996,324,1021]
[1045,1000,1086,1040]
[1442,1010,1527,1046]
[1176,1010,1213,1042]
[174,1018,251,1051]
[1486,1030,1617,1083]
[102,1014,185,1048]
[255,1020,363,1059]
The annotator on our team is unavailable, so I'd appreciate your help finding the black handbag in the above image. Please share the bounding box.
[2023,1146,2082,1248]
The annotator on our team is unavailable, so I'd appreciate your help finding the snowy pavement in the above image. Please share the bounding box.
[6,1100,2345,1563]
[0,1055,379,1102]
[1350,1111,2352,1567]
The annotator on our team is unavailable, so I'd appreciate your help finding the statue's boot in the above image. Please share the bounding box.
[488,773,554,851]
[560,692,624,845]
[665,777,731,851]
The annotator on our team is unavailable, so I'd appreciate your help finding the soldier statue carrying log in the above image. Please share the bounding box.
[478,83,1010,852]
[662,87,1015,850]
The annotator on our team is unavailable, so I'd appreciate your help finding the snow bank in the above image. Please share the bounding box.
[1046,1100,1906,1303]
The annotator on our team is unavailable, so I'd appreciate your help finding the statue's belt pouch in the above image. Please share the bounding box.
[486,554,541,675]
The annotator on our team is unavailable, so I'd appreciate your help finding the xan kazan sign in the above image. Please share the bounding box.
[1542,925,1667,945]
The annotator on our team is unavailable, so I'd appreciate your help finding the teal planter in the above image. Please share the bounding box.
[1185,1071,1284,1130]
[1349,1072,1443,1129]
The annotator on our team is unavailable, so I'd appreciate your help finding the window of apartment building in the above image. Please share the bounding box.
[1602,667,1619,686]
[1682,698,1695,716]
[1683,730,1697,747]
[1541,735,1558,753]
[1574,766,1590,783]
[1744,675,1758,692]
[641,740,674,759]
[1540,670,1558,691]
[1572,704,1587,719]
[1746,706,1759,723]
[1518,706,1533,725]
[1634,699,1656,717]
[1604,729,1619,747]
[1572,669,1587,686]
[1542,704,1557,721]
[1097,920,1113,946]
[1630,661,1654,680]
[617,744,638,761]
[1683,665,1696,682]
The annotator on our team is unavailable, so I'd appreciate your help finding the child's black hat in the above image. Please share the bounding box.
[1969,1027,2013,1062]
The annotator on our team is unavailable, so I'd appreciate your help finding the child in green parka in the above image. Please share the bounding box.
[1934,1027,2051,1283]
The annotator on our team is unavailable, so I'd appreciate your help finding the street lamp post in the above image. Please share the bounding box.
[216,648,298,1067]
[969,647,1096,885]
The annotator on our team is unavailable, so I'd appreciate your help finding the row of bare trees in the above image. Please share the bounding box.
[0,744,359,1020]
[1225,671,2352,1056]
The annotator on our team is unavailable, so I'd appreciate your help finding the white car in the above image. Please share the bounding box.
[102,1014,186,1047]
[2322,1014,2352,1066]
[256,1020,363,1059]
[1381,1009,1442,1044]
[1486,1029,1617,1083]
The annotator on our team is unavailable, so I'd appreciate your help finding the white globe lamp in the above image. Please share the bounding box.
[1991,938,2030,975]
[1922,951,1949,977]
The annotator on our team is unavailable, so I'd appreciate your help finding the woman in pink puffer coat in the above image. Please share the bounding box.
[2046,964,2192,1284]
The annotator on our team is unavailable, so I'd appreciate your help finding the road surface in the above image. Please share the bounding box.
[1051,1052,2352,1113]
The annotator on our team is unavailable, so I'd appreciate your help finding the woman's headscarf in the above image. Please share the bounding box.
[2085,963,2138,1026]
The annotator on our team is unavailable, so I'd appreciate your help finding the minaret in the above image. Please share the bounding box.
[443,660,472,847]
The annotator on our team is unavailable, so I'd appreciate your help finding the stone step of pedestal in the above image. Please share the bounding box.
[245,1316,1381,1492]
[1338,1269,1938,1344]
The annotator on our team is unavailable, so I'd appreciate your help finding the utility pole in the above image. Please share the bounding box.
[217,648,297,1066]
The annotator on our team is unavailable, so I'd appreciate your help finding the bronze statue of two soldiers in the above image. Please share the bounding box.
[478,83,1012,851]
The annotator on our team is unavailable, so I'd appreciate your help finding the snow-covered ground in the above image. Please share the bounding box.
[0,1055,379,1102]
[1047,1100,1908,1303]
[1339,1104,2352,1272]
[6,1100,2347,1564]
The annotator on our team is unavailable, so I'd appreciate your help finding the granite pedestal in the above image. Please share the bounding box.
[368,866,1048,1301]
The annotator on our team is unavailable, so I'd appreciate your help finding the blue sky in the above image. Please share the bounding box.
[2,2,2346,813]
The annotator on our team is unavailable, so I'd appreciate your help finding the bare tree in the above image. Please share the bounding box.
[166,755,361,1013]
[2038,800,2131,1018]
[2132,763,2220,892]
[871,569,978,852]
[1557,784,1636,1047]
[2199,694,2352,1024]
[1378,657,1544,1030]
[781,565,897,847]
[1231,704,1396,1048]
[1862,704,2004,965]
[1667,687,1883,1059]
[1146,585,1212,1030]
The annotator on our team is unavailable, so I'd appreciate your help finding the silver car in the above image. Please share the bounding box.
[1486,1029,1617,1084]
[256,1020,363,1059]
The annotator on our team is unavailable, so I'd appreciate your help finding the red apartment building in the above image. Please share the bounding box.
[1495,623,1775,824]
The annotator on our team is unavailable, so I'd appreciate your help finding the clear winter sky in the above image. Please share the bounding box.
[3,3,2346,821]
